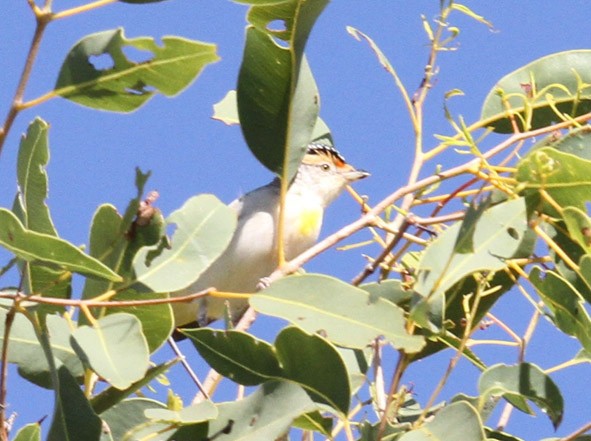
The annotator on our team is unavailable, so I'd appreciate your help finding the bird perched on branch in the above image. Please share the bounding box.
[172,143,369,329]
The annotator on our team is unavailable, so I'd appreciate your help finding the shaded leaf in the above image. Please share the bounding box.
[252,274,424,352]
[187,326,350,414]
[398,401,485,441]
[133,194,236,292]
[529,267,591,352]
[100,398,168,441]
[144,400,217,423]
[91,359,178,414]
[71,313,149,389]
[563,206,591,252]
[0,208,121,281]
[47,366,102,441]
[481,50,591,133]
[55,28,219,112]
[478,363,564,429]
[237,0,328,180]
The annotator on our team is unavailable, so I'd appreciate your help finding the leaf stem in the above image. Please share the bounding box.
[51,0,118,20]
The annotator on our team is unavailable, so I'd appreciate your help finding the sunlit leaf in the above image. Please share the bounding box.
[0,208,121,281]
[398,401,486,441]
[133,194,236,292]
[55,28,219,112]
[252,274,424,352]
[481,50,591,132]
[100,398,169,441]
[71,313,149,389]
[12,423,41,441]
[144,401,217,423]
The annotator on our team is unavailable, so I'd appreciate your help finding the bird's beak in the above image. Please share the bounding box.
[343,168,370,182]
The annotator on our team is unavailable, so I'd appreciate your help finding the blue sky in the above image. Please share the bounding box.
[1,1,590,439]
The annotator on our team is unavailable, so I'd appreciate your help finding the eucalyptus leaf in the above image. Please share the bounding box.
[478,363,564,429]
[71,313,149,389]
[237,0,328,180]
[252,274,424,352]
[133,194,236,292]
[481,50,591,133]
[398,401,485,441]
[12,423,42,441]
[186,326,350,414]
[100,398,168,441]
[0,208,121,282]
[55,28,218,112]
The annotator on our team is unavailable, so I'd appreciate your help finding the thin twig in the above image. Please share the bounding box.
[167,338,209,400]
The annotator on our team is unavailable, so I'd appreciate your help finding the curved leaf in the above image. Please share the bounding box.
[100,398,168,441]
[237,0,328,180]
[55,28,219,112]
[251,274,424,352]
[12,423,41,441]
[478,363,564,429]
[186,326,350,414]
[133,194,236,292]
[481,50,591,133]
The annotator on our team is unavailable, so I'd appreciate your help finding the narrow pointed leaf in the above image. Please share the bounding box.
[91,359,178,414]
[481,50,591,133]
[0,208,121,281]
[133,194,236,292]
[478,363,564,429]
[71,313,149,389]
[47,366,103,441]
[252,274,424,352]
[55,28,219,112]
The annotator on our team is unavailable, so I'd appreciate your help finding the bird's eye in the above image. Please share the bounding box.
[321,163,331,171]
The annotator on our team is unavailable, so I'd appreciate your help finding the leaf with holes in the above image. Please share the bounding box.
[237,0,328,180]
[55,28,219,112]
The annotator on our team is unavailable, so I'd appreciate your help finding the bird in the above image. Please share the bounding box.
[171,143,369,329]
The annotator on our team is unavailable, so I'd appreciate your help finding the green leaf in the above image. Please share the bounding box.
[12,423,41,441]
[71,313,149,389]
[91,359,178,414]
[183,329,282,385]
[251,274,425,352]
[0,311,83,388]
[516,147,591,216]
[144,401,217,424]
[133,194,236,292]
[205,381,317,441]
[412,198,532,329]
[16,118,56,235]
[0,208,121,282]
[398,401,485,441]
[55,28,219,112]
[529,267,591,352]
[237,0,328,180]
[47,366,103,441]
[563,206,591,252]
[478,363,564,429]
[481,50,591,133]
[100,398,168,441]
[186,326,350,414]
[14,119,71,315]
[212,90,239,125]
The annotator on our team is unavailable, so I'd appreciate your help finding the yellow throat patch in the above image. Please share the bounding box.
[297,206,323,237]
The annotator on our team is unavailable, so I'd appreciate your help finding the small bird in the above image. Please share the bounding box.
[172,143,369,328]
